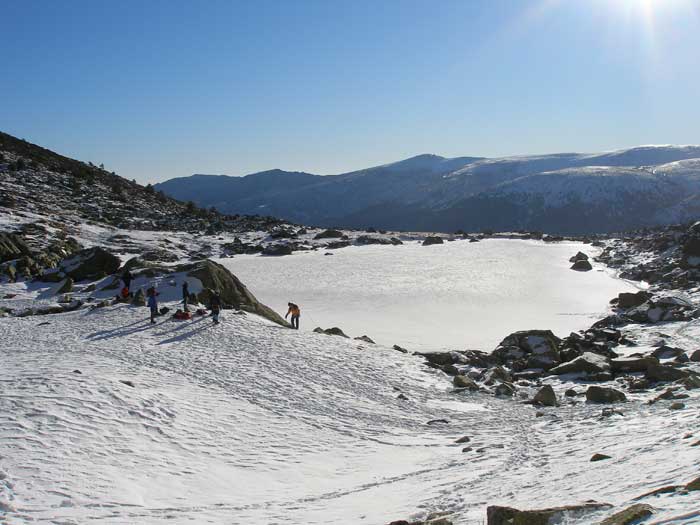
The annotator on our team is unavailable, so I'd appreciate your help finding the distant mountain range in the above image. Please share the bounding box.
[159,145,700,234]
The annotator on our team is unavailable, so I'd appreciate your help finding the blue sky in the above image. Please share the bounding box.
[2,0,699,183]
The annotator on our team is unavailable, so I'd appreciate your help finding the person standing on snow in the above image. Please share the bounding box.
[147,287,159,324]
[285,302,301,329]
[122,269,133,291]
[121,269,134,298]
[210,290,222,325]
[182,281,190,312]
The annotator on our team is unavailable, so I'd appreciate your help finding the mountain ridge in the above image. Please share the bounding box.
[156,145,700,234]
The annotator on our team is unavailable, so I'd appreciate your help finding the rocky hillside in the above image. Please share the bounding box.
[0,131,287,235]
[156,146,700,234]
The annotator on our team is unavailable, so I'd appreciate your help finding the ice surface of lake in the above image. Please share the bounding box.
[222,239,639,351]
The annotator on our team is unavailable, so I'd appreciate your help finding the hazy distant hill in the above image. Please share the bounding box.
[155,145,700,234]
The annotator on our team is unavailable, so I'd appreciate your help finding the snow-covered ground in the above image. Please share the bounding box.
[2,230,699,525]
[224,239,639,351]
[2,293,699,524]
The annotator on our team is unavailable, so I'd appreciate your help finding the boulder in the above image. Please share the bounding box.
[483,366,512,385]
[569,251,589,263]
[691,350,700,362]
[422,236,444,246]
[533,385,557,406]
[313,327,349,338]
[183,260,288,326]
[682,236,700,257]
[55,277,74,295]
[494,382,516,397]
[314,229,344,239]
[645,363,689,382]
[354,335,375,344]
[453,375,479,390]
[0,232,31,263]
[325,240,351,249]
[356,235,393,245]
[616,291,651,310]
[262,244,293,256]
[590,453,611,462]
[60,247,120,281]
[495,330,561,370]
[487,502,612,525]
[586,386,626,403]
[686,475,700,491]
[571,259,593,271]
[549,353,610,376]
[651,345,686,360]
[610,356,658,374]
[600,504,655,525]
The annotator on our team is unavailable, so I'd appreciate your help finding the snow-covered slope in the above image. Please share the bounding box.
[156,145,700,234]
[1,255,699,524]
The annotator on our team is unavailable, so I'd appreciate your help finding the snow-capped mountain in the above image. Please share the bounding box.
[156,145,700,234]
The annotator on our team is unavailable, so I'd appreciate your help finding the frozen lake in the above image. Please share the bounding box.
[222,239,639,351]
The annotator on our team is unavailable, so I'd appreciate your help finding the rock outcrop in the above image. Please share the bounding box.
[0,232,31,263]
[487,502,612,525]
[422,236,444,246]
[60,247,120,281]
[183,259,288,326]
[586,386,627,403]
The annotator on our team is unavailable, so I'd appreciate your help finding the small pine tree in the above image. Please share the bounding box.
[186,200,196,213]
[145,183,155,194]
[99,163,105,170]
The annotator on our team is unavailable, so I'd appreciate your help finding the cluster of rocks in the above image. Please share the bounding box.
[417,319,699,407]
[0,229,82,282]
[597,290,699,327]
[569,251,592,271]
[481,473,700,525]
[597,221,700,290]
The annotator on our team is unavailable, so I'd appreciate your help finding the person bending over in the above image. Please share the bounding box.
[285,302,301,329]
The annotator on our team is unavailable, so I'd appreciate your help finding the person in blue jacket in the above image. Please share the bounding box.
[147,287,159,324]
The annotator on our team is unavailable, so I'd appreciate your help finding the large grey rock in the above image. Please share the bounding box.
[549,353,610,376]
[422,236,444,246]
[586,386,626,403]
[314,229,344,239]
[645,363,689,382]
[571,259,593,271]
[600,504,655,525]
[533,385,557,406]
[495,330,561,370]
[453,375,479,390]
[690,350,700,362]
[183,259,288,326]
[313,326,349,338]
[651,345,686,360]
[487,502,612,525]
[262,244,293,256]
[616,291,651,309]
[569,251,589,263]
[60,247,120,281]
[611,356,658,374]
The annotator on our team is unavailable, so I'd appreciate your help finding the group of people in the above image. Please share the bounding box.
[122,271,299,329]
